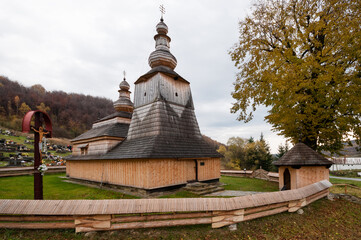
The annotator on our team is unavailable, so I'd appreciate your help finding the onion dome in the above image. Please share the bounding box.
[148,18,177,70]
[113,77,134,113]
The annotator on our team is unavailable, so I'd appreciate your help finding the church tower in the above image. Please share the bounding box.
[67,15,221,192]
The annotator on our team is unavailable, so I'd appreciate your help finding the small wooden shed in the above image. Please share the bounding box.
[273,143,333,190]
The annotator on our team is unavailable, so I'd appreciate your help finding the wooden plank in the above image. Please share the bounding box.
[77,217,212,232]
[244,202,288,215]
[0,222,74,229]
[112,212,212,223]
[243,206,289,222]
[0,215,73,221]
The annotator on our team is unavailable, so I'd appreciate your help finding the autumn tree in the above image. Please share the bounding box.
[219,135,274,171]
[14,96,20,115]
[19,102,31,115]
[36,102,50,113]
[230,0,361,154]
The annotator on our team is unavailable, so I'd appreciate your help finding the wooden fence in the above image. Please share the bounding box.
[0,166,66,177]
[0,180,331,232]
[221,169,279,182]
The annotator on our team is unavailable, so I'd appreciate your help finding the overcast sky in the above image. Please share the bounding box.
[0,0,288,153]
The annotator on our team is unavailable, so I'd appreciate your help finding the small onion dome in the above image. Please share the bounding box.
[148,19,177,70]
[119,79,130,90]
[113,79,134,113]
[156,19,168,34]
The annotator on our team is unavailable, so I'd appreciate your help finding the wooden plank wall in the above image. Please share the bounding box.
[197,158,220,181]
[0,180,332,232]
[278,166,329,190]
[67,158,220,189]
[72,139,121,156]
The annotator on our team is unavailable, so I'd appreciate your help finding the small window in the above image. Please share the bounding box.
[200,162,205,166]
[78,143,89,155]
[144,92,147,96]
[80,147,88,155]
[175,92,178,97]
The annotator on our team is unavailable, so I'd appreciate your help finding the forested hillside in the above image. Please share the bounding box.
[0,76,114,138]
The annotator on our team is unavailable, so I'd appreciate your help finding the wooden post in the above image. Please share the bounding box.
[34,112,43,200]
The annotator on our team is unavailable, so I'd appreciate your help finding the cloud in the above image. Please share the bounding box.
[0,0,287,152]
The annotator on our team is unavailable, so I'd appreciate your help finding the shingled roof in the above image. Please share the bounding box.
[71,123,129,142]
[94,112,132,123]
[68,135,222,160]
[273,142,333,166]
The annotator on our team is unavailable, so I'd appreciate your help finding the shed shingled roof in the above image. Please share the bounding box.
[71,123,129,142]
[68,135,222,160]
[273,142,333,166]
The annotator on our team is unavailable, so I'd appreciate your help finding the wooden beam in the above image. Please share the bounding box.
[112,212,212,223]
[0,222,74,229]
[243,206,289,222]
[0,215,74,221]
[244,202,288,215]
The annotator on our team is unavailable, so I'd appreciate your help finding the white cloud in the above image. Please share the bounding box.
[0,0,287,152]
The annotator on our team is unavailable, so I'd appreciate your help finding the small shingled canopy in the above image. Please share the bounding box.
[273,142,333,167]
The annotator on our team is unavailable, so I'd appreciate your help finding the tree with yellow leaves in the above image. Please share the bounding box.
[230,0,361,154]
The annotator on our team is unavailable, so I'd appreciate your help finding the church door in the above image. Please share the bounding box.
[283,168,291,190]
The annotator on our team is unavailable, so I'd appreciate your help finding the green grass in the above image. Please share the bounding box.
[220,175,279,192]
[330,178,361,188]
[0,161,7,167]
[0,173,138,199]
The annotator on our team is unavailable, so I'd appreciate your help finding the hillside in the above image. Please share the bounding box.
[0,76,114,138]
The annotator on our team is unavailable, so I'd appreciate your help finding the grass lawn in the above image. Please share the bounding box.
[221,175,279,192]
[0,173,138,200]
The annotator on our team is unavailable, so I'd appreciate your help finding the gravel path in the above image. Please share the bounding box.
[330,176,361,182]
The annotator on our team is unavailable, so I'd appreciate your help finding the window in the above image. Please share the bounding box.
[200,162,205,166]
[78,143,89,155]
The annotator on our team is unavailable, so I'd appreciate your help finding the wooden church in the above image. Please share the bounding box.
[66,17,222,192]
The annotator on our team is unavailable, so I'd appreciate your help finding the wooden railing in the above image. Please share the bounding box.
[0,166,66,177]
[0,180,331,232]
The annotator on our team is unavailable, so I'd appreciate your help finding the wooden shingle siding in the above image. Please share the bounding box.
[128,101,201,140]
[134,73,191,108]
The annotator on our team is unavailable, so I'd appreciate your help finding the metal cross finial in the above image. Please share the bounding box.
[123,70,126,80]
[159,5,165,20]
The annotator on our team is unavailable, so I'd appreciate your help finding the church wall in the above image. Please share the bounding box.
[66,158,221,190]
[66,159,149,188]
[92,117,131,128]
[197,158,221,181]
[72,139,121,156]
[133,73,191,108]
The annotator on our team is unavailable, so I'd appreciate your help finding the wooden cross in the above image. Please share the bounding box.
[160,5,165,19]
